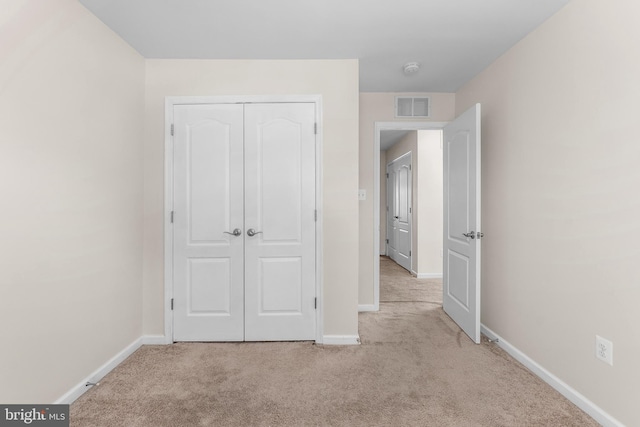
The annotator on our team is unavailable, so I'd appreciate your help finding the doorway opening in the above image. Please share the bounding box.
[372,103,482,344]
[373,122,447,311]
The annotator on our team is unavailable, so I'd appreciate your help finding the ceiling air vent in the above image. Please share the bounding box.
[395,96,430,118]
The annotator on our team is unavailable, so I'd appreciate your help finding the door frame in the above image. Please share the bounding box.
[164,95,324,343]
[372,121,447,311]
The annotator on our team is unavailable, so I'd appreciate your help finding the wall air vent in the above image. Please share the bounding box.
[395,96,430,118]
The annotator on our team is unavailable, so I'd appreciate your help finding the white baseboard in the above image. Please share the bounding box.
[481,325,624,427]
[358,304,378,312]
[322,335,361,345]
[55,335,171,404]
[55,337,143,405]
[141,334,171,345]
[415,273,443,279]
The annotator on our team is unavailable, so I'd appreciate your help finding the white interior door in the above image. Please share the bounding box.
[386,153,412,272]
[443,103,481,344]
[244,103,317,341]
[173,104,245,341]
[173,102,316,342]
[386,164,397,261]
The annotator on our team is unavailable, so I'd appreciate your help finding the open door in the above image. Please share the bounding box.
[443,104,481,343]
[386,153,412,272]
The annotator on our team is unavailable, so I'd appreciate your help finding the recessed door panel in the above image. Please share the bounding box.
[188,120,231,244]
[258,120,302,243]
[188,258,230,314]
[397,165,410,223]
[448,131,470,243]
[259,257,302,314]
[447,251,469,309]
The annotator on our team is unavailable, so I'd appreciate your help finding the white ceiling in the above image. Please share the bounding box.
[79,0,570,92]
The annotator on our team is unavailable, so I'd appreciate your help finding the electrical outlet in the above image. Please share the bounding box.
[595,335,613,366]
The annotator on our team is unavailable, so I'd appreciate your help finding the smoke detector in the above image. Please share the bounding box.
[403,62,420,75]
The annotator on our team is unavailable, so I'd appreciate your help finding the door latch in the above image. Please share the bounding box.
[247,228,263,237]
[463,231,484,239]
[223,228,242,237]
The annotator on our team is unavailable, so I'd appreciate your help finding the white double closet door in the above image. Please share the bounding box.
[172,102,317,342]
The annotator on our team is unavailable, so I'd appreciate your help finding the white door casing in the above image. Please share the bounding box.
[386,153,412,272]
[443,103,481,344]
[171,101,317,342]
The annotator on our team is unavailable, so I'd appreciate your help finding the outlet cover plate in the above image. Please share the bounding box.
[595,335,613,366]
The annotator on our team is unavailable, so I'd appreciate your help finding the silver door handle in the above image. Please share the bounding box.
[223,228,241,237]
[463,231,476,239]
[247,228,262,237]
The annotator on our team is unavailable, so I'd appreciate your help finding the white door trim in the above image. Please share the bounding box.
[373,121,447,311]
[164,95,324,344]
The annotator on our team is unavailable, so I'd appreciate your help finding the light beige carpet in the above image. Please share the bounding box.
[71,256,598,426]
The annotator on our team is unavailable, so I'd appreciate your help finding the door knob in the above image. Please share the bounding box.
[394,216,399,219]
[223,228,242,237]
[462,231,476,239]
[247,228,263,237]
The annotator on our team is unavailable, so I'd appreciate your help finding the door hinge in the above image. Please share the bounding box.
[314,123,317,134]
[314,210,317,221]
[171,124,174,136]
[386,173,389,178]
[386,239,389,244]
[409,207,412,213]
[314,297,317,309]
[409,164,411,170]
[170,211,174,223]
[171,298,174,310]
[409,250,412,256]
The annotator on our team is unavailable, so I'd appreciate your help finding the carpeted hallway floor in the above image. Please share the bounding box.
[71,256,598,426]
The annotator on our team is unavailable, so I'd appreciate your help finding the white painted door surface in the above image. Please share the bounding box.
[386,154,412,271]
[173,104,245,341]
[443,104,481,344]
[173,102,316,342]
[244,103,316,341]
[386,164,397,261]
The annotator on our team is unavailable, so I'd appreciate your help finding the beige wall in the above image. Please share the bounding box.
[144,60,360,337]
[0,0,145,403]
[416,131,443,276]
[359,93,455,305]
[456,0,640,424]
